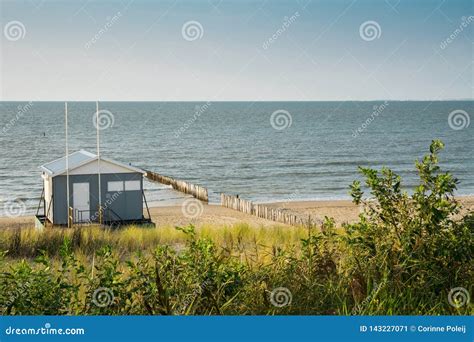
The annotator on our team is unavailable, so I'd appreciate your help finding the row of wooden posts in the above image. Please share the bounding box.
[220,193,304,226]
[145,170,209,203]
[145,170,304,226]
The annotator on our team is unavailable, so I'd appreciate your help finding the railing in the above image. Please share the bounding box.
[36,187,44,216]
[103,207,125,226]
[142,189,151,220]
[73,208,90,225]
[72,207,125,226]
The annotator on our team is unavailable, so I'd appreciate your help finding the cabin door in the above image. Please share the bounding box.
[73,182,90,222]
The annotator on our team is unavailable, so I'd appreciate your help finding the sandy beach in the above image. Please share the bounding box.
[1,196,472,229]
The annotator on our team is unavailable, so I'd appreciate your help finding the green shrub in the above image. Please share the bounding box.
[0,140,472,315]
[346,140,473,314]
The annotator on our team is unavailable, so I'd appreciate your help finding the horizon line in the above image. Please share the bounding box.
[1,99,473,103]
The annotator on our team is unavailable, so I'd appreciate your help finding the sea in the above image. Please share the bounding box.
[0,101,472,216]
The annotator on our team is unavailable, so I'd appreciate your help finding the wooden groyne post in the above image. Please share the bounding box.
[145,170,209,203]
[220,193,303,226]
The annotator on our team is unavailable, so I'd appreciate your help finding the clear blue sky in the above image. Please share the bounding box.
[0,0,472,101]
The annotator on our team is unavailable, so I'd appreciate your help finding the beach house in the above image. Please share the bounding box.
[36,150,152,227]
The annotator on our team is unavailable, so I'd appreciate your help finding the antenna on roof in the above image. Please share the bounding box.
[96,101,102,224]
[65,102,71,227]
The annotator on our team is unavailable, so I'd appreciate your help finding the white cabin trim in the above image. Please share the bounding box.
[68,159,142,175]
[39,150,145,177]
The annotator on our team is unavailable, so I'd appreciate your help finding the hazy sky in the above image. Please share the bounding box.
[0,0,472,101]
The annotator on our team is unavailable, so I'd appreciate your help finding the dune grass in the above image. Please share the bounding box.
[0,140,472,315]
[0,219,471,315]
[0,223,308,261]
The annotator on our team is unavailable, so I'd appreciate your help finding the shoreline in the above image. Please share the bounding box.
[1,196,472,229]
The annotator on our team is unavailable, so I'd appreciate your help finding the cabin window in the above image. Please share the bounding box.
[125,180,141,191]
[108,181,124,192]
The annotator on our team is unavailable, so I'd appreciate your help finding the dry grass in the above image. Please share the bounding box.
[0,223,309,261]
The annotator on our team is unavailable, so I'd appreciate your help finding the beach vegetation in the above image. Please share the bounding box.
[0,140,472,315]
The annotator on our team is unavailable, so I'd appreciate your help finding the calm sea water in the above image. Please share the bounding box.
[0,101,472,216]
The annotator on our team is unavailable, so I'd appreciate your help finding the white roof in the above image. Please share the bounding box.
[40,150,145,177]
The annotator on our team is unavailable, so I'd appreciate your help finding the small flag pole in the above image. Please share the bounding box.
[65,102,71,227]
[96,101,102,224]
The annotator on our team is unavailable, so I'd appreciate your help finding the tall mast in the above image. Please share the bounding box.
[96,101,102,223]
[65,102,70,227]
